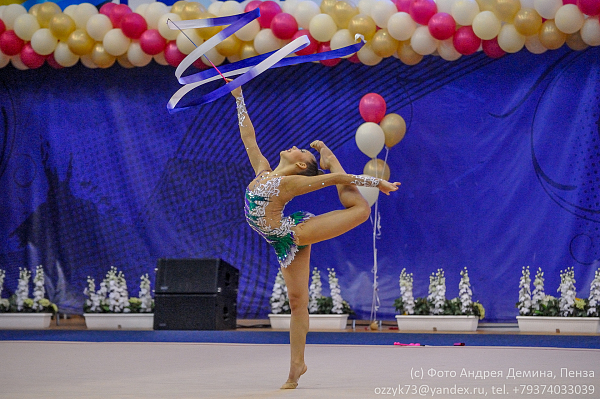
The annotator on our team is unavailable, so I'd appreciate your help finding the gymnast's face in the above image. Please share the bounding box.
[280,146,315,165]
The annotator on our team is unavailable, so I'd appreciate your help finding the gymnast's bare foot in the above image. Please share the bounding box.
[310,140,336,171]
[281,363,307,389]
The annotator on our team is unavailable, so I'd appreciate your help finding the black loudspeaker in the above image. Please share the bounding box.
[153,258,239,330]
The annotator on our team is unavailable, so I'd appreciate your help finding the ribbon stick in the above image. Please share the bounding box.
[166,9,365,113]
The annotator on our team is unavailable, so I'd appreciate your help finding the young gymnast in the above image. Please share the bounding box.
[230,83,400,389]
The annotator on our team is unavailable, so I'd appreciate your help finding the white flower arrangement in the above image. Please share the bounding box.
[531,267,545,312]
[0,266,57,314]
[84,267,154,313]
[558,267,576,317]
[458,267,472,314]
[269,269,290,314]
[308,267,322,314]
[588,269,600,317]
[398,268,415,315]
[32,265,46,312]
[328,268,344,314]
[16,268,31,312]
[428,269,446,315]
[517,266,532,315]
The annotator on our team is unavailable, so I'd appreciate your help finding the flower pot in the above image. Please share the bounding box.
[516,316,600,333]
[84,313,154,330]
[395,315,479,331]
[268,313,350,330]
[0,313,52,329]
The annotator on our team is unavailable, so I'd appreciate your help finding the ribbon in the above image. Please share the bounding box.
[167,9,365,113]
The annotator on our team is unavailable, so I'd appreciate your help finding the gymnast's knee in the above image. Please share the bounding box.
[288,293,309,314]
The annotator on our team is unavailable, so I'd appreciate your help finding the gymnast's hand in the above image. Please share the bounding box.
[379,180,401,195]
[226,78,242,98]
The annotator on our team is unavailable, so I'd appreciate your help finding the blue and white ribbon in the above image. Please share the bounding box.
[167,9,365,113]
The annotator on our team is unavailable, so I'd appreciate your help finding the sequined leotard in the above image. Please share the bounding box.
[244,171,314,268]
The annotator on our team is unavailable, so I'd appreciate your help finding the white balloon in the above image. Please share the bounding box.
[472,10,501,40]
[436,0,456,14]
[218,1,244,17]
[358,0,375,15]
[282,0,300,15]
[497,24,525,53]
[31,28,58,56]
[411,25,438,55]
[438,38,462,61]
[127,41,153,67]
[388,12,416,41]
[581,17,600,47]
[0,6,5,21]
[201,46,225,66]
[254,28,284,54]
[330,29,355,50]
[73,3,99,30]
[64,5,78,18]
[520,0,535,8]
[555,5,585,35]
[176,29,203,55]
[13,14,40,41]
[309,13,337,42]
[235,19,261,41]
[356,183,380,207]
[207,1,222,16]
[533,0,562,20]
[356,122,385,158]
[145,2,168,30]
[11,54,28,70]
[80,54,98,69]
[294,1,320,30]
[357,43,383,66]
[86,14,113,42]
[371,0,397,29]
[103,29,131,56]
[451,0,480,26]
[524,34,547,54]
[135,4,149,17]
[3,4,27,30]
[0,49,10,68]
[54,41,79,67]
[158,13,181,41]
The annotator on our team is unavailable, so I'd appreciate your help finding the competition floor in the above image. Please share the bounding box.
[1,318,598,399]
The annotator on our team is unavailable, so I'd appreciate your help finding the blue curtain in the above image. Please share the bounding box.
[0,45,598,322]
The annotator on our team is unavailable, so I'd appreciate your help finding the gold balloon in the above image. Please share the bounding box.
[539,20,566,50]
[37,2,61,29]
[181,2,206,20]
[67,29,95,56]
[371,29,399,58]
[364,159,391,181]
[369,321,379,331]
[495,0,520,23]
[91,42,116,68]
[380,113,406,148]
[476,0,496,13]
[513,8,542,36]
[566,31,588,51]
[29,4,41,18]
[239,41,258,60]
[117,54,135,69]
[171,1,188,16]
[348,14,377,42]
[397,41,423,65]
[216,34,242,57]
[196,12,223,40]
[332,1,358,29]
[49,14,76,42]
[321,0,337,15]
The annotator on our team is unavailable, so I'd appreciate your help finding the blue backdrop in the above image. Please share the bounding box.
[0,46,599,322]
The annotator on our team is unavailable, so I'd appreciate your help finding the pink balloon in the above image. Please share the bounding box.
[453,26,480,55]
[46,53,64,69]
[482,38,505,58]
[428,12,455,40]
[110,4,132,29]
[0,18,5,36]
[348,53,361,63]
[0,30,24,57]
[292,31,317,55]
[258,1,282,29]
[140,29,167,55]
[359,93,387,123]
[578,0,600,15]
[20,43,46,69]
[563,0,577,4]
[318,42,340,66]
[271,13,298,39]
[121,13,147,39]
[193,57,210,70]
[409,0,437,25]
[393,0,412,13]
[164,41,186,67]
[245,0,262,12]
[99,2,117,16]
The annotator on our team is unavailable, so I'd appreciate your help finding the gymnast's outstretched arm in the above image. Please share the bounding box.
[229,83,270,176]
[280,173,400,199]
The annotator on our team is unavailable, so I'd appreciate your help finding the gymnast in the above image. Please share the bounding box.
[230,83,400,389]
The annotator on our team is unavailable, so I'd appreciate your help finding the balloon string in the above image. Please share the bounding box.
[167,18,228,84]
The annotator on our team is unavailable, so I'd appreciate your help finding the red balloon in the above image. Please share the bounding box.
[393,0,412,12]
[563,0,577,4]
[140,29,167,55]
[245,0,262,12]
[318,42,340,66]
[292,30,317,55]
[409,0,437,25]
[20,43,46,69]
[359,93,387,123]
[578,0,600,16]
[258,1,282,29]
[99,2,117,16]
[348,53,361,63]
[164,41,186,67]
[482,38,506,59]
[0,30,24,57]
[0,18,6,36]
[121,13,147,39]
[453,26,480,55]
[46,53,64,69]
[193,57,210,70]
[428,12,455,40]
[271,13,298,39]
[109,4,132,29]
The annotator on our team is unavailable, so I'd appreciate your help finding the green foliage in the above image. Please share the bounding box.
[313,296,354,315]
[396,297,485,319]
[0,295,57,314]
